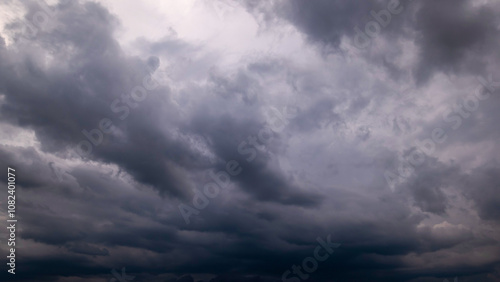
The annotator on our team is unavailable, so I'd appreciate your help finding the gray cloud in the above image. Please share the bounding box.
[0,0,499,281]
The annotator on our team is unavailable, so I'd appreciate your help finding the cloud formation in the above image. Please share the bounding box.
[0,0,499,281]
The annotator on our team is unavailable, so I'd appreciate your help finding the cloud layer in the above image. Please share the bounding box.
[0,0,499,281]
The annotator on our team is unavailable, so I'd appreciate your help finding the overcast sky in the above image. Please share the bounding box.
[0,0,500,281]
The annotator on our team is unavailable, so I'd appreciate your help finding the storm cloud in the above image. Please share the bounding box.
[0,0,499,281]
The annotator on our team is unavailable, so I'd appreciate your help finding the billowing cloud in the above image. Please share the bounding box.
[0,0,499,281]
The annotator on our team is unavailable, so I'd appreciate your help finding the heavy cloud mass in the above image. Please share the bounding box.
[0,0,499,281]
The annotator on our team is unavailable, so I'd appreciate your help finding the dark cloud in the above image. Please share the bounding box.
[413,0,500,84]
[460,164,500,221]
[0,0,499,281]
[241,0,384,49]
[241,0,500,85]
[0,1,201,199]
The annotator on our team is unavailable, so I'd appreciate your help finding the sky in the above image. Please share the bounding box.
[0,0,499,281]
